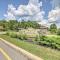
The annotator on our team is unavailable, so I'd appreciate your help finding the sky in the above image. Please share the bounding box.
[0,0,60,27]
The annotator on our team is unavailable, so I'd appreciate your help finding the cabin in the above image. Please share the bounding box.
[38,26,49,35]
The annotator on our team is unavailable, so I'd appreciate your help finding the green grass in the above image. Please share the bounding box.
[0,35,60,60]
[46,35,60,49]
[47,35,60,44]
[36,35,60,50]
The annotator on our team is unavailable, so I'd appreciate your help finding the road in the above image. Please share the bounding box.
[0,40,29,60]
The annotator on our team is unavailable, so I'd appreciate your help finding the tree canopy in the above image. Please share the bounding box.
[0,20,40,31]
[49,23,57,33]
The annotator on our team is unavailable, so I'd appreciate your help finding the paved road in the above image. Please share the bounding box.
[0,40,29,60]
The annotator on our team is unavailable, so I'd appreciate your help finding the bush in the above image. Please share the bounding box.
[6,32,10,36]
[35,35,39,41]
[6,32,17,38]
[34,35,60,50]
[6,32,28,40]
[39,35,46,41]
[17,34,23,40]
[10,33,17,38]
[22,34,28,40]
[17,34,28,40]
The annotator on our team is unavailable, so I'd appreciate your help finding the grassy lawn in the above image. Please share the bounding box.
[0,35,60,60]
[47,35,60,46]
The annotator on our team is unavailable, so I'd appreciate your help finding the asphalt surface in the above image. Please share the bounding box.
[0,40,29,60]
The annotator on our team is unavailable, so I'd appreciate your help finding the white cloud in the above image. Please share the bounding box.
[4,0,45,22]
[4,12,16,20]
[52,0,60,8]
[4,4,16,20]
[48,7,60,23]
[3,0,60,28]
[38,19,47,24]
[48,0,60,27]
[49,0,60,22]
[4,0,50,27]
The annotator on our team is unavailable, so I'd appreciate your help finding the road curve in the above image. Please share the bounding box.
[0,40,29,60]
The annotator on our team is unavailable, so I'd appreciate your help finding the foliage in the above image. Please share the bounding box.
[0,20,40,31]
[57,28,60,35]
[6,32,17,38]
[6,31,28,40]
[34,35,60,50]
[49,23,57,34]
[35,35,39,41]
[17,34,28,40]
[8,20,18,30]
[18,20,40,29]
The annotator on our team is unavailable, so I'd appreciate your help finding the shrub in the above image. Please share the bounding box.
[39,35,46,41]
[17,34,28,40]
[6,32,17,38]
[6,32,28,40]
[35,35,39,41]
[10,33,17,38]
[34,35,60,50]
[22,34,28,40]
[6,32,10,36]
[17,34,24,40]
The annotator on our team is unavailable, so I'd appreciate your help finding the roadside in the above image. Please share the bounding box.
[0,35,60,60]
[0,40,30,60]
[0,37,43,60]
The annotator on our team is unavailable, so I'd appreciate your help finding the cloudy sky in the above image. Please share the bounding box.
[0,0,60,27]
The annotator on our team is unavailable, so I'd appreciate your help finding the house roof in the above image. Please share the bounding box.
[39,26,48,29]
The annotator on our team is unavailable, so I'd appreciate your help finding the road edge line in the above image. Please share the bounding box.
[0,48,12,60]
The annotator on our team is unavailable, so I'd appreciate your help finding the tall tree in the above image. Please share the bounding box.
[49,23,57,33]
[57,28,60,35]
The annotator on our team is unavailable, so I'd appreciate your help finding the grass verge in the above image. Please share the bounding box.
[0,35,60,60]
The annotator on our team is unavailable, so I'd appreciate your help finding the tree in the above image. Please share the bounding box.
[57,28,60,35]
[0,20,41,31]
[18,21,40,29]
[0,20,9,31]
[49,23,57,33]
[8,20,18,30]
